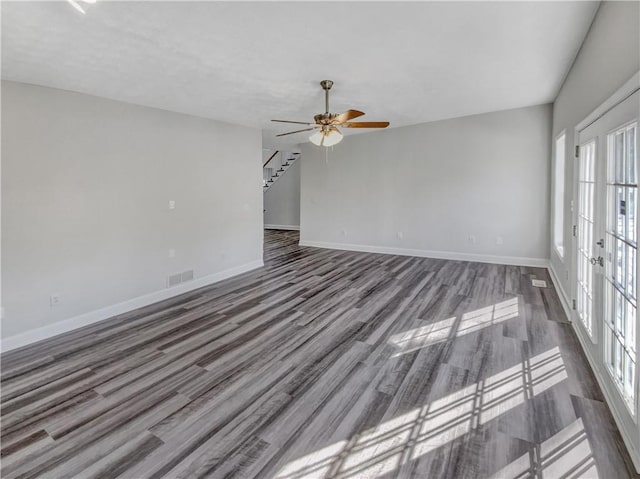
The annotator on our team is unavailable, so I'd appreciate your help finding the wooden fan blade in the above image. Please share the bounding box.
[276,127,318,137]
[331,110,365,124]
[342,121,390,128]
[272,120,315,125]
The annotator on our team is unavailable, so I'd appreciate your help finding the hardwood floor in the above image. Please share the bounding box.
[1,229,637,478]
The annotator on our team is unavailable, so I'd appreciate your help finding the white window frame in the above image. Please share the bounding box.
[553,131,567,259]
[603,120,638,415]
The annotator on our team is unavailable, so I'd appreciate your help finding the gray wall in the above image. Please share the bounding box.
[551,1,640,294]
[2,81,263,342]
[300,104,552,265]
[548,1,640,467]
[264,160,301,229]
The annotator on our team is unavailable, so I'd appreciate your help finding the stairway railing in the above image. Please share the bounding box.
[263,150,279,168]
[263,150,300,190]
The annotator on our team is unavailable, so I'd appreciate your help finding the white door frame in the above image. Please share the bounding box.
[570,70,640,471]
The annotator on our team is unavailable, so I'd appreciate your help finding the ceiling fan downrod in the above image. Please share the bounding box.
[320,80,333,114]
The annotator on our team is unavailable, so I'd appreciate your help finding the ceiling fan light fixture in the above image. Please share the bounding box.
[323,128,343,147]
[310,128,343,147]
[309,130,324,146]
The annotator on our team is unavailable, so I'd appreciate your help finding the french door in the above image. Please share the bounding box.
[576,90,639,412]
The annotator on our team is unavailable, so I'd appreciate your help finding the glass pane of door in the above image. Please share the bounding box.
[577,140,596,336]
[604,122,638,409]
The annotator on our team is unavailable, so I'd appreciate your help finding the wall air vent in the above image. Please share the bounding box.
[168,273,182,287]
[181,270,194,282]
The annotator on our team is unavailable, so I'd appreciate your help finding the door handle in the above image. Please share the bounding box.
[596,239,605,247]
[590,256,604,267]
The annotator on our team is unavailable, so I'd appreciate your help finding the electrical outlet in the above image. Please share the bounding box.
[341,229,347,237]
[50,294,61,307]
[168,200,176,210]
[469,235,476,244]
[397,232,404,240]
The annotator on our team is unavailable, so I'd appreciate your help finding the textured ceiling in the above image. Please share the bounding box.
[2,1,599,145]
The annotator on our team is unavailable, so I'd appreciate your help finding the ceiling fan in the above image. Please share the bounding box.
[272,80,390,147]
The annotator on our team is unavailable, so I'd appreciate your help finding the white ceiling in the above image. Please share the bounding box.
[2,1,599,146]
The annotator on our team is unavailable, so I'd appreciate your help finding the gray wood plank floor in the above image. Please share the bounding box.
[1,229,638,478]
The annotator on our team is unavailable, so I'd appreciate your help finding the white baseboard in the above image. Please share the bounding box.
[570,309,640,472]
[299,239,549,268]
[264,224,300,231]
[547,264,573,322]
[1,259,264,353]
[548,264,640,472]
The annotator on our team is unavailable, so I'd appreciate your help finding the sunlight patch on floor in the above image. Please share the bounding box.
[275,346,567,479]
[389,297,519,357]
[490,418,598,478]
